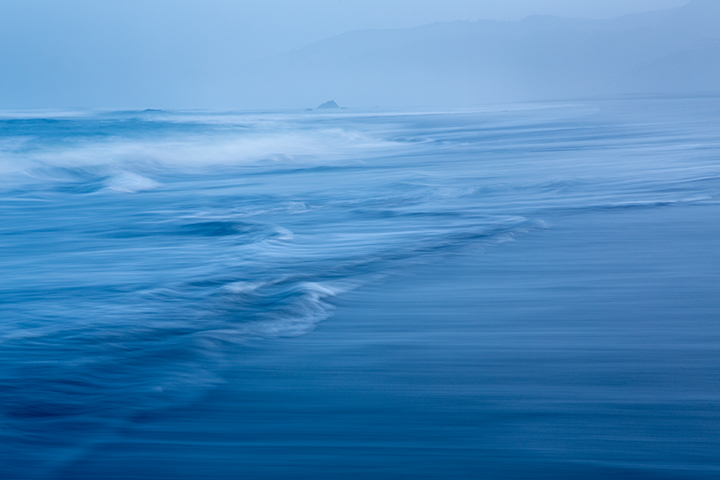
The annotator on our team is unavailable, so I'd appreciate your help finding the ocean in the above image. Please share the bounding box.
[1,97,719,479]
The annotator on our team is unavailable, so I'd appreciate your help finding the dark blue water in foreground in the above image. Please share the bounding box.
[1,98,719,479]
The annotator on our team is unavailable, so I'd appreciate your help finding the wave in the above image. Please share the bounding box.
[2,101,720,475]
[0,114,401,195]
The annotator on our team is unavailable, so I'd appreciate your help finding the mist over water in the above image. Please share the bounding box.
[1,97,720,478]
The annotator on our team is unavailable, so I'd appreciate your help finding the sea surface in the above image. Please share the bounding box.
[1,97,719,479]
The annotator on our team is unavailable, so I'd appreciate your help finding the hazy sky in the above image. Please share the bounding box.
[0,0,691,108]
[1,1,689,61]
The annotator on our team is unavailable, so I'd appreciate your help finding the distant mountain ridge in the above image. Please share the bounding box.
[236,0,720,108]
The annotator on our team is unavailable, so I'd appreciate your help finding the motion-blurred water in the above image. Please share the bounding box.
[1,98,719,478]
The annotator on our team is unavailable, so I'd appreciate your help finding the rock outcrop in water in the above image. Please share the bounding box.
[317,100,340,109]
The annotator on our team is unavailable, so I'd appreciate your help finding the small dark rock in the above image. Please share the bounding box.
[317,100,340,109]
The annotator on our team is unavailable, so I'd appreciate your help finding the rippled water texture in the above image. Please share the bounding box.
[1,98,719,478]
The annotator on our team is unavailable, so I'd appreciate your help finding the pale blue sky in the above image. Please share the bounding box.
[1,1,688,61]
[0,0,692,108]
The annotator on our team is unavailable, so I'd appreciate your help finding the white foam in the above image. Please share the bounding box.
[273,227,294,241]
[0,112,404,192]
[28,129,394,171]
[223,281,265,294]
[105,172,161,193]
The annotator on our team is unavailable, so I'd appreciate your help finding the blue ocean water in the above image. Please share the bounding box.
[1,97,719,478]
